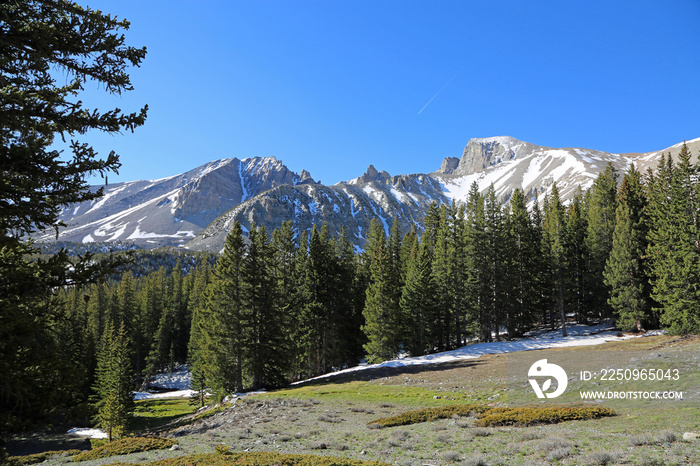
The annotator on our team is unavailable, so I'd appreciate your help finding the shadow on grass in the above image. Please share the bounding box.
[294,358,487,387]
[132,398,195,433]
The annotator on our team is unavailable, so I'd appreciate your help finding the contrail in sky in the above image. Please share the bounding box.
[417,67,464,116]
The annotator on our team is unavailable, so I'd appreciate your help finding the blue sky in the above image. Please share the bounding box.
[81,0,700,185]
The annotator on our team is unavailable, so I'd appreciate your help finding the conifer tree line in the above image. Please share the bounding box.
[52,144,699,408]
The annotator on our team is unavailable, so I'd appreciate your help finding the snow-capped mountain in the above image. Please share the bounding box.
[35,157,315,248]
[39,136,700,251]
[186,136,700,252]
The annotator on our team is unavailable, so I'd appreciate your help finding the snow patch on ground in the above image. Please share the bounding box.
[67,427,108,439]
[295,324,656,385]
[149,365,191,390]
[133,389,195,401]
[131,365,193,400]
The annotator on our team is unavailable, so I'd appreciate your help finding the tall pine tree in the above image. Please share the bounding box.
[93,324,134,442]
[604,165,651,331]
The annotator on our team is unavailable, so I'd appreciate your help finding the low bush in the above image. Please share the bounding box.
[368,403,615,428]
[546,446,573,461]
[125,451,392,465]
[629,433,654,446]
[71,437,176,462]
[7,449,82,465]
[654,429,676,443]
[367,404,487,428]
[475,404,616,427]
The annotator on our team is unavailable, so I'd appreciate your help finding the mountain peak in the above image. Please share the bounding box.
[455,136,537,176]
[436,157,460,174]
[358,164,391,183]
[470,135,520,146]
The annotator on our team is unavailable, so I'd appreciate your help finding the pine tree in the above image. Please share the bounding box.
[272,221,298,312]
[386,219,404,344]
[563,189,588,323]
[585,163,618,319]
[432,204,454,350]
[603,165,650,332]
[543,184,568,336]
[0,1,145,431]
[93,324,134,442]
[333,226,365,367]
[400,237,436,355]
[362,219,401,362]
[647,146,700,333]
[504,188,539,335]
[187,265,212,407]
[170,261,190,365]
[531,193,550,326]
[200,222,246,397]
[484,185,507,340]
[464,183,490,341]
[297,225,333,376]
[243,225,287,389]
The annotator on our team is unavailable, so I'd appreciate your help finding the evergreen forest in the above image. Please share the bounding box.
[36,147,700,428]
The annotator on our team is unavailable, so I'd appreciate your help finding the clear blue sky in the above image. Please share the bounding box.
[81,0,700,185]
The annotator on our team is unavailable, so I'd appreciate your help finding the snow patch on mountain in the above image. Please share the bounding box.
[39,136,700,251]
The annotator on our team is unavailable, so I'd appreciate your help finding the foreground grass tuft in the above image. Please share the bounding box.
[71,437,175,462]
[8,449,83,465]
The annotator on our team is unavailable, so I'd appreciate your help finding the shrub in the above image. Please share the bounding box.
[471,427,492,437]
[442,451,460,462]
[629,433,654,446]
[539,436,572,452]
[475,404,616,427]
[520,431,544,441]
[215,444,231,455]
[463,455,488,466]
[546,447,573,461]
[368,403,615,428]
[7,449,82,465]
[655,429,676,443]
[586,451,615,465]
[71,437,176,462]
[368,404,487,428]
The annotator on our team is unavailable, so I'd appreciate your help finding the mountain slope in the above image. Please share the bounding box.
[435,135,700,203]
[38,136,700,251]
[186,136,700,251]
[187,173,448,251]
[35,157,315,248]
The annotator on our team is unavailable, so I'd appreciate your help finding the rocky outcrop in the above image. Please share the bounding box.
[455,136,539,176]
[436,157,460,174]
[357,165,391,183]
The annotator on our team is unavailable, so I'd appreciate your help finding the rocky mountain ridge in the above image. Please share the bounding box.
[35,157,315,248]
[37,136,700,251]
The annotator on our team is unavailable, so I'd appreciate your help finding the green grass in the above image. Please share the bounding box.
[262,380,487,406]
[132,397,196,432]
[71,437,175,462]
[63,335,697,466]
